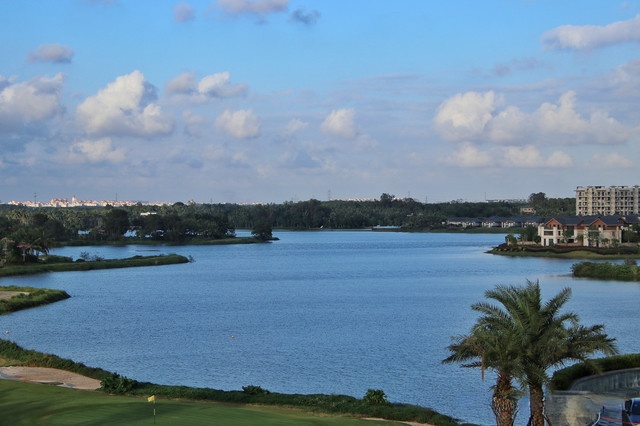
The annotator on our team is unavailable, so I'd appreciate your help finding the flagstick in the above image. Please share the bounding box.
[153,399,156,424]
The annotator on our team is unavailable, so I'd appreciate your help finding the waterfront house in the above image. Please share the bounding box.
[538,215,638,247]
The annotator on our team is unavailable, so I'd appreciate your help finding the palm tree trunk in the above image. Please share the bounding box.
[492,372,517,426]
[529,384,546,426]
[492,395,517,426]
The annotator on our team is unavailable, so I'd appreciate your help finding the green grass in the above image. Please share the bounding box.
[0,286,70,315]
[0,254,190,278]
[0,380,399,425]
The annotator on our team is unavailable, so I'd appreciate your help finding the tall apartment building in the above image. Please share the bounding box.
[575,185,640,216]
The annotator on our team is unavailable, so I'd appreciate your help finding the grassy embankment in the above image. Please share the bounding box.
[0,379,399,426]
[488,244,640,259]
[0,254,190,278]
[0,338,464,426]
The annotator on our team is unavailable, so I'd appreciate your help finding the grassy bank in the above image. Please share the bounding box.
[0,339,465,425]
[0,379,397,426]
[489,244,640,259]
[572,261,640,281]
[0,286,70,315]
[0,254,189,278]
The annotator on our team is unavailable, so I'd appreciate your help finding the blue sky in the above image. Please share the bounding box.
[2,0,640,204]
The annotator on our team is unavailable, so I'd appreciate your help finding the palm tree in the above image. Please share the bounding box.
[443,325,521,426]
[473,280,617,426]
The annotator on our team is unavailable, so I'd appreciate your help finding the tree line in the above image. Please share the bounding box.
[0,192,572,265]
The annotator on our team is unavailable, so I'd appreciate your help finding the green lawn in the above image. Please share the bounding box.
[0,380,399,425]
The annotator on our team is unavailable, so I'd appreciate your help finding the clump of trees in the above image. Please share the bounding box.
[443,280,617,426]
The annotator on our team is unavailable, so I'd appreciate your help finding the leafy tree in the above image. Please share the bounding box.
[519,225,537,243]
[102,208,130,240]
[252,220,273,241]
[469,280,617,426]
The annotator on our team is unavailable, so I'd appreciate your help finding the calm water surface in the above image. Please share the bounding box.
[3,231,639,425]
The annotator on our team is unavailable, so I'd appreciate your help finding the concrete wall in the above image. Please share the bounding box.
[570,368,640,394]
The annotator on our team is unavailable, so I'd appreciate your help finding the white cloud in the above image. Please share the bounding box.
[321,108,357,139]
[534,92,630,144]
[215,109,260,139]
[28,44,74,63]
[442,142,492,168]
[434,90,631,146]
[487,106,530,143]
[0,74,64,133]
[546,151,573,167]
[588,152,633,168]
[535,91,588,136]
[283,118,308,135]
[166,71,247,102]
[68,138,128,164]
[501,145,572,168]
[76,70,173,137]
[434,91,499,141]
[542,14,640,50]
[217,0,288,17]
[609,58,640,95]
[173,2,196,22]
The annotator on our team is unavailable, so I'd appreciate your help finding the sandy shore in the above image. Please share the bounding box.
[0,366,101,390]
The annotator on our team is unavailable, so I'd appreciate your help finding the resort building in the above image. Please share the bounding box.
[538,215,640,247]
[575,185,640,216]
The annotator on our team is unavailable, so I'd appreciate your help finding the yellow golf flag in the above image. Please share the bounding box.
[148,395,155,403]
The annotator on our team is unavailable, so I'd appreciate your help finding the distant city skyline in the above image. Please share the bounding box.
[2,1,640,204]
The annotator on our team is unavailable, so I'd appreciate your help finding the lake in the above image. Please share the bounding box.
[2,231,638,425]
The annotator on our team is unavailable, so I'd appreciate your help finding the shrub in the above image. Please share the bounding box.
[242,385,270,395]
[363,389,390,406]
[100,372,138,394]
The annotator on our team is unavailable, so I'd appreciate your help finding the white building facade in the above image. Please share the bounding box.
[575,185,640,216]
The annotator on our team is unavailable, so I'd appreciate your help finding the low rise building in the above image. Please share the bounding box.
[538,215,640,247]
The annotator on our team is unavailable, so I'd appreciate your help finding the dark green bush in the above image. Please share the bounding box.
[363,388,390,405]
[242,385,270,395]
[100,372,138,394]
[572,261,640,281]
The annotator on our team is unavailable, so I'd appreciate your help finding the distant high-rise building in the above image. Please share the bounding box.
[575,185,640,216]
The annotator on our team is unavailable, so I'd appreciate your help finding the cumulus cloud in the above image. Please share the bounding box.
[283,118,308,135]
[442,142,492,168]
[609,58,640,95]
[76,70,173,137]
[173,2,196,22]
[588,152,633,168]
[215,109,260,139]
[68,137,128,164]
[28,44,74,63]
[166,71,247,102]
[321,108,357,139]
[501,145,572,168]
[542,14,640,50]
[290,8,320,26]
[0,74,64,133]
[217,0,288,17]
[434,90,631,146]
[434,91,500,142]
[534,91,630,144]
